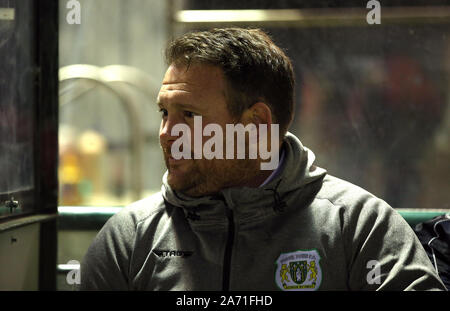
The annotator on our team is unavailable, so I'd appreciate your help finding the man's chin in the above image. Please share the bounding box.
[167,170,193,192]
[167,171,213,197]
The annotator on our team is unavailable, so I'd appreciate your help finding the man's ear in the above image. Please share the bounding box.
[246,102,273,126]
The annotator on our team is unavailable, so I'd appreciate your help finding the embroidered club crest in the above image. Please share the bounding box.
[275,249,322,291]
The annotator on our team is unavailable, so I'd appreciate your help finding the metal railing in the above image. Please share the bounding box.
[59,64,159,201]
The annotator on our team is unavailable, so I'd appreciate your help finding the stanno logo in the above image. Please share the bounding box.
[153,249,193,258]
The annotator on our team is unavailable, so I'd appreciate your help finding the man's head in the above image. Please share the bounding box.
[158,28,295,197]
[165,28,295,137]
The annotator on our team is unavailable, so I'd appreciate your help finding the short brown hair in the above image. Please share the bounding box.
[165,28,295,138]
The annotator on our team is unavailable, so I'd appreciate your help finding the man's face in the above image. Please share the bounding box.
[157,63,259,197]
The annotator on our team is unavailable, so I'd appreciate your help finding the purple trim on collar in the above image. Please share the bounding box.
[259,148,285,188]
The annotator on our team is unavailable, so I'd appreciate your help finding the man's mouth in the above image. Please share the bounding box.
[162,145,192,166]
[168,155,186,164]
[166,152,190,165]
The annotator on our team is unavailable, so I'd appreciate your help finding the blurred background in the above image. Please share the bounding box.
[58,0,449,211]
[58,0,167,207]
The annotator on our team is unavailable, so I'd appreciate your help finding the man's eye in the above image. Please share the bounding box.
[159,108,168,118]
[184,111,197,118]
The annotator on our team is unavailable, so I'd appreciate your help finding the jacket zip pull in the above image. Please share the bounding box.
[266,179,287,213]
[222,208,235,291]
[186,210,201,221]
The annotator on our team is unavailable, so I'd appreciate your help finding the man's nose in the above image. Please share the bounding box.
[159,119,173,144]
[159,115,182,145]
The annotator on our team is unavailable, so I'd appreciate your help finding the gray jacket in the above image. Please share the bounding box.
[80,133,446,290]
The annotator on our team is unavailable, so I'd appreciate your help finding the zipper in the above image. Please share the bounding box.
[222,208,235,291]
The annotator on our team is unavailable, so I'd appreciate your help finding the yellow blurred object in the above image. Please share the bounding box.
[58,128,108,206]
[59,148,83,206]
[60,152,82,184]
[77,130,107,199]
[78,130,106,155]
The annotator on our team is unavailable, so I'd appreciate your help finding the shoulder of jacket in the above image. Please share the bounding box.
[105,192,167,230]
[315,174,393,215]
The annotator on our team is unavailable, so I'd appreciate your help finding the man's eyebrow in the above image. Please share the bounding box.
[156,101,202,112]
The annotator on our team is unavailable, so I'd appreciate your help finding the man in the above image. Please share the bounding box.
[80,28,446,291]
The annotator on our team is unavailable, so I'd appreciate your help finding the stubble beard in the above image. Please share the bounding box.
[164,152,260,197]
